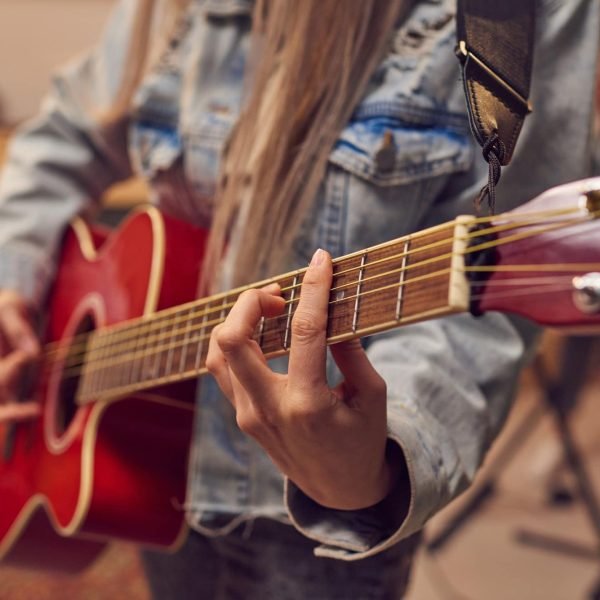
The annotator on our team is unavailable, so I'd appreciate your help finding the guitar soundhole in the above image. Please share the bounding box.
[55,313,96,435]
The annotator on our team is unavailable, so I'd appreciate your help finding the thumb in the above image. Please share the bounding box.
[0,401,41,423]
[0,302,40,358]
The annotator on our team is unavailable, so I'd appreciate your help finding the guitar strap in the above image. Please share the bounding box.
[456,0,536,214]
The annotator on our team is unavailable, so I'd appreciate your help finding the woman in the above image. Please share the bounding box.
[0,0,598,597]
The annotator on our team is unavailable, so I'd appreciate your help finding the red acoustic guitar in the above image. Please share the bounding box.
[1,178,599,572]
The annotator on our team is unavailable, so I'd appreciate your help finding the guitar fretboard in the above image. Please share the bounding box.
[75,217,471,403]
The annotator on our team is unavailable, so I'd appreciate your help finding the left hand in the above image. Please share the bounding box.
[206,249,396,510]
[0,290,41,423]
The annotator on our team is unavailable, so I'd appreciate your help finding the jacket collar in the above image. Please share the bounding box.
[204,0,253,18]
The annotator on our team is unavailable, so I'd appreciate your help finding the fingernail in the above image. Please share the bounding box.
[310,249,325,266]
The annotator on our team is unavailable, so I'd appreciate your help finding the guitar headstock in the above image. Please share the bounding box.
[474,178,600,332]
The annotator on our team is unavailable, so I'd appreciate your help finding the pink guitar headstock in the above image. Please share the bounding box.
[475,177,600,332]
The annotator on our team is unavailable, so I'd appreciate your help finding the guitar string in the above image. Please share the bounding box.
[64,266,599,388]
[41,204,589,357]
[76,279,581,402]
[59,257,600,376]
[43,207,598,364]
[66,228,600,383]
[55,216,600,388]
[50,211,600,384]
[74,276,590,404]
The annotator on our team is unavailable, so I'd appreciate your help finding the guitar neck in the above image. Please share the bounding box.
[75,216,473,403]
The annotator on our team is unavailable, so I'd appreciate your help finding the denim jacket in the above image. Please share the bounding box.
[0,0,598,560]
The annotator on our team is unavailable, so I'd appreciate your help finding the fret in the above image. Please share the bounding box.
[120,328,133,390]
[179,306,194,375]
[83,324,121,397]
[324,225,460,341]
[116,326,133,392]
[80,334,97,400]
[164,317,178,377]
[359,241,409,332]
[129,324,143,388]
[154,320,168,379]
[128,325,143,385]
[283,274,299,350]
[138,318,156,382]
[400,229,455,320]
[194,299,212,371]
[328,255,362,339]
[252,272,296,356]
[93,330,110,397]
[91,331,108,397]
[155,318,172,379]
[395,239,411,320]
[257,316,266,348]
[136,322,150,385]
[164,319,176,375]
[194,312,210,371]
[161,307,192,379]
[81,337,95,399]
[352,252,367,333]
[219,295,229,323]
[114,334,125,391]
[258,284,287,356]
[184,305,200,373]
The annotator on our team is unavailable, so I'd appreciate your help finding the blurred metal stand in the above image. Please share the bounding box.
[426,335,600,599]
[517,336,600,600]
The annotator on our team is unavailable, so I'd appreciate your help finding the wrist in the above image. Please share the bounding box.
[295,439,409,511]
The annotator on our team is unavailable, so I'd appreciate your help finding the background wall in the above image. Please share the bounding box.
[0,0,115,125]
[0,0,146,205]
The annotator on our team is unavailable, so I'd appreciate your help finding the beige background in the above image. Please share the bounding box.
[0,0,115,125]
[0,0,146,206]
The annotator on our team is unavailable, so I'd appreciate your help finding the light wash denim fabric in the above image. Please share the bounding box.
[0,0,599,565]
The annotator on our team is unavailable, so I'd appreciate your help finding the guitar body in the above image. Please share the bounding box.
[0,207,207,572]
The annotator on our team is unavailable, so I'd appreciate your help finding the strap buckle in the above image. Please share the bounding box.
[456,41,533,115]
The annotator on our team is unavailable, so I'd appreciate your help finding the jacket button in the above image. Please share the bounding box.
[374,130,396,173]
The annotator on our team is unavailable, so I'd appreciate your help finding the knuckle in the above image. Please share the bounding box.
[301,269,322,286]
[215,324,246,354]
[287,402,315,422]
[0,290,19,306]
[204,352,219,374]
[289,405,325,433]
[239,288,261,304]
[235,409,261,437]
[291,312,324,343]
[209,323,223,341]
[372,375,387,398]
[286,389,332,423]
[0,293,26,320]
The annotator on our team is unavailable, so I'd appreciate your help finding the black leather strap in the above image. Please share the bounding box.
[456,1,536,212]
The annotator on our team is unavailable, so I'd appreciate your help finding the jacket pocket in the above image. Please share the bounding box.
[129,118,182,179]
[329,114,473,188]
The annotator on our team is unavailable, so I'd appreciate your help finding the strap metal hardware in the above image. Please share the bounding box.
[456,40,533,115]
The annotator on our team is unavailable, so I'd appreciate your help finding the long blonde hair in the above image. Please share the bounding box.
[100,0,188,123]
[109,0,413,290]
